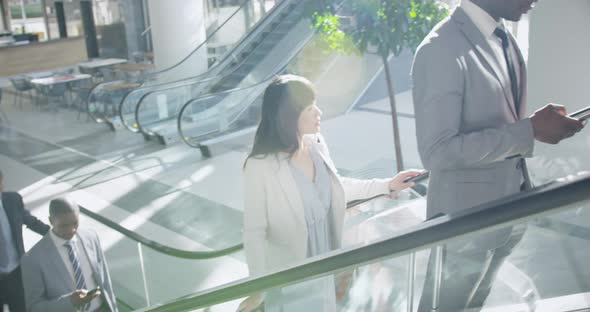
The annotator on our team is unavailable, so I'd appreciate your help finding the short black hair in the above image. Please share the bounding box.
[49,197,80,217]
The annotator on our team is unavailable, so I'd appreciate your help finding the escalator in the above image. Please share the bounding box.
[86,0,283,129]
[135,0,388,149]
[130,0,317,144]
[136,172,590,312]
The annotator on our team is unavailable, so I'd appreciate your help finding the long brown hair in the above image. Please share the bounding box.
[245,75,316,167]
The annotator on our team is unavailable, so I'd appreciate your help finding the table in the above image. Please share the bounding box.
[102,82,141,91]
[25,71,55,80]
[30,74,92,86]
[31,74,93,109]
[78,58,128,70]
[112,63,155,73]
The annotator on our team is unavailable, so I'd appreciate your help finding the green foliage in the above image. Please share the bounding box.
[311,11,358,54]
[309,0,449,57]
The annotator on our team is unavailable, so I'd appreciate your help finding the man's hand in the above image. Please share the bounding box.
[530,104,584,144]
[69,289,101,307]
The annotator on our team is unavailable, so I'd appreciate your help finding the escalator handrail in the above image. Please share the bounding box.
[119,70,225,133]
[78,189,384,260]
[79,206,242,259]
[137,173,590,311]
[86,79,128,124]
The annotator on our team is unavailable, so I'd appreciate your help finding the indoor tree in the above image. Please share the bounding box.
[308,0,448,171]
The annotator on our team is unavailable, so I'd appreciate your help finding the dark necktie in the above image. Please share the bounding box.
[494,27,520,115]
[64,241,89,311]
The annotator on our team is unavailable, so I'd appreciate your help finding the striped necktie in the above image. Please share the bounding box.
[64,240,89,311]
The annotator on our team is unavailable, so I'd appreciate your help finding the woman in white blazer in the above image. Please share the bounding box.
[240,75,422,311]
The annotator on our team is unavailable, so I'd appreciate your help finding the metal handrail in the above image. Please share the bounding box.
[79,206,242,259]
[137,173,590,311]
[78,189,389,260]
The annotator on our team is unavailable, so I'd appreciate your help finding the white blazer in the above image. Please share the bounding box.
[243,134,391,276]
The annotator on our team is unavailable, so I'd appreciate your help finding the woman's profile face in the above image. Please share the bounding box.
[297,103,322,136]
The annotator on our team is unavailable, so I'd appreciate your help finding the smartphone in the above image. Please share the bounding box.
[87,286,101,296]
[569,106,590,121]
[403,171,430,183]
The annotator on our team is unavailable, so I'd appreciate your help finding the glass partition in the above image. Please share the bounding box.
[139,174,590,312]
[85,179,426,311]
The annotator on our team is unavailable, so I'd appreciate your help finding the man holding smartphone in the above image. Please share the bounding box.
[412,0,584,311]
[21,197,117,312]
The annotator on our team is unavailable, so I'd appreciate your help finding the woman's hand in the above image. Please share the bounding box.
[388,169,427,198]
[237,293,264,312]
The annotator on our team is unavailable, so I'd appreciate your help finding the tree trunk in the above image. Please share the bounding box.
[381,53,404,172]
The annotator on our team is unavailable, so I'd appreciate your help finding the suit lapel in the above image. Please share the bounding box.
[273,155,306,226]
[452,8,519,120]
[77,232,101,284]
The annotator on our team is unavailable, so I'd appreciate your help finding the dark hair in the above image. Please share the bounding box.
[49,197,80,217]
[245,75,316,167]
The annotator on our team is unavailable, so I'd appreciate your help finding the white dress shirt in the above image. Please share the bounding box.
[0,198,20,273]
[50,230,101,311]
[461,0,522,108]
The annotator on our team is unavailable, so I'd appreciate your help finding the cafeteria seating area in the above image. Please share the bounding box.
[0,57,153,120]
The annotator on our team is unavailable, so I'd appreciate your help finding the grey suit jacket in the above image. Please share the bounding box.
[412,8,534,220]
[21,229,118,312]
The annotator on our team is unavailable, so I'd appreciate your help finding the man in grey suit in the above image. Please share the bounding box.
[412,0,584,311]
[21,197,117,312]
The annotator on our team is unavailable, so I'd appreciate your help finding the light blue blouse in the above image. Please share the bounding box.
[289,148,335,257]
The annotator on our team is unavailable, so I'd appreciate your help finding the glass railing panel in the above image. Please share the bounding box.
[139,174,590,312]
[80,180,424,311]
[178,82,267,146]
[119,77,214,132]
[132,75,224,136]
[87,80,137,124]
[79,209,247,311]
